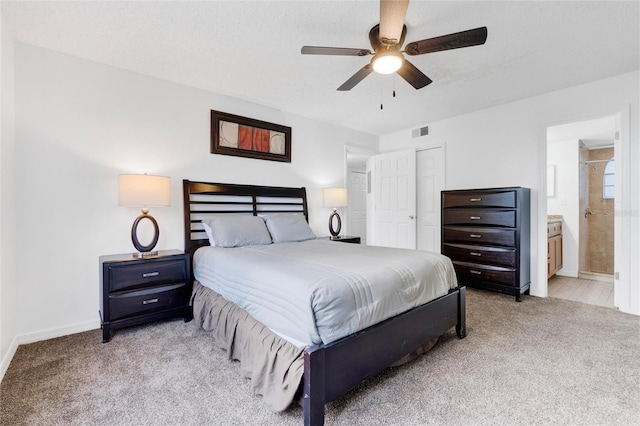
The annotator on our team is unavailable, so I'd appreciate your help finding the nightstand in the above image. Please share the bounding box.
[327,235,361,244]
[99,249,191,342]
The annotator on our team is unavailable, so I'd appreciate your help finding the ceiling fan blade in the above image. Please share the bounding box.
[337,64,374,91]
[301,46,371,56]
[405,26,488,56]
[396,60,432,89]
[379,0,409,44]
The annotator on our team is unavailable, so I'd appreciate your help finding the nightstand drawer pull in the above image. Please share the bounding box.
[142,271,160,278]
[469,252,482,256]
[470,216,481,220]
[142,298,159,305]
[469,234,482,238]
[470,198,482,202]
[470,270,482,275]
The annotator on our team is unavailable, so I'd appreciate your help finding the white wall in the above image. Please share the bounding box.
[547,139,580,277]
[0,16,18,378]
[380,71,639,315]
[0,42,377,368]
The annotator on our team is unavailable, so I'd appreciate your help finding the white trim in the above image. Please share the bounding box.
[0,319,99,382]
[0,335,19,382]
[536,124,548,297]
[614,106,631,313]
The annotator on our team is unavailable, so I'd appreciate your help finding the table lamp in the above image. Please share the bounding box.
[118,174,171,257]
[323,187,348,239]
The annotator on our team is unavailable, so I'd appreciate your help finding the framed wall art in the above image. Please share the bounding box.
[211,110,292,163]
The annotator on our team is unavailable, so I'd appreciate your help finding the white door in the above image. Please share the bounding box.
[373,149,417,249]
[348,170,367,244]
[416,148,444,252]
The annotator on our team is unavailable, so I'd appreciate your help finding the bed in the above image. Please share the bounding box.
[183,179,466,425]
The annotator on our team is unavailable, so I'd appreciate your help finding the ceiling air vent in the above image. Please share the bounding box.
[412,126,429,138]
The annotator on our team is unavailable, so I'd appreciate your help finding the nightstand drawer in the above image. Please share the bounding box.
[109,283,187,321]
[108,259,187,292]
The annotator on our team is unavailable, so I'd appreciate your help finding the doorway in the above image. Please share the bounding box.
[345,146,375,244]
[546,114,618,306]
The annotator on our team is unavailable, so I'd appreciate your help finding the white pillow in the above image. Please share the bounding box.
[263,214,316,243]
[202,215,272,248]
[201,221,216,246]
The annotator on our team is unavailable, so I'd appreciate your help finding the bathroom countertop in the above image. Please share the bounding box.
[547,215,563,222]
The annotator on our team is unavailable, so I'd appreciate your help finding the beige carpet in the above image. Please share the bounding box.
[1,288,639,425]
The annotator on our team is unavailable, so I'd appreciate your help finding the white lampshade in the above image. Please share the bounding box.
[323,187,348,208]
[118,174,171,207]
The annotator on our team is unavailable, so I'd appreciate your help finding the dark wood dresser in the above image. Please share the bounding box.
[441,187,530,301]
[99,250,191,342]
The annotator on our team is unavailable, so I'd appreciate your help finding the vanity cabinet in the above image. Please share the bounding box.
[441,187,531,302]
[547,221,563,278]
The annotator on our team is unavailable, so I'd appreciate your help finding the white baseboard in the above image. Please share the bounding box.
[0,319,99,383]
[0,335,19,383]
[556,270,578,278]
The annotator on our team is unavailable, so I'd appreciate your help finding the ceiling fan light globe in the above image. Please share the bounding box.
[372,51,403,74]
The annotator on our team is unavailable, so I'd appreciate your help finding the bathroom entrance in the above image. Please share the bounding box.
[546,114,619,307]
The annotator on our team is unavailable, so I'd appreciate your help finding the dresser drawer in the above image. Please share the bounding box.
[452,261,516,286]
[109,283,187,321]
[443,243,517,267]
[443,226,516,247]
[443,190,516,209]
[108,259,187,292]
[443,209,515,227]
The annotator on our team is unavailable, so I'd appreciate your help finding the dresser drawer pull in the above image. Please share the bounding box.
[469,252,482,257]
[142,272,160,278]
[469,270,482,275]
[142,298,159,305]
[470,198,482,202]
[469,234,482,238]
[470,216,481,220]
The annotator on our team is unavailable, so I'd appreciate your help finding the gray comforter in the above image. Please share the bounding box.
[194,239,457,346]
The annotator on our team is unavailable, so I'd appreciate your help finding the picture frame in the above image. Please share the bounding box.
[210,110,292,163]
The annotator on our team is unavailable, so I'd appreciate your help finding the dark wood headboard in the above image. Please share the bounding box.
[182,180,308,257]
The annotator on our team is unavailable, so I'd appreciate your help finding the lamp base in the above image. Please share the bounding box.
[131,213,160,255]
[328,210,342,237]
[132,250,159,259]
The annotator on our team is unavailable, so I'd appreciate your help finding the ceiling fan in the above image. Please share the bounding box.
[301,0,488,91]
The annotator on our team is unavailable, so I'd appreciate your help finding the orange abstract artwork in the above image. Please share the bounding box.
[212,110,291,163]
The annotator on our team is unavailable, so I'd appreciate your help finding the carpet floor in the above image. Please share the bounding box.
[1,288,639,425]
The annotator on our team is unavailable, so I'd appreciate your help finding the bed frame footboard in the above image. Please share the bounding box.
[302,286,466,425]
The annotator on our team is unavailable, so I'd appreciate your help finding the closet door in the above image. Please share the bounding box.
[417,147,444,252]
[373,149,417,249]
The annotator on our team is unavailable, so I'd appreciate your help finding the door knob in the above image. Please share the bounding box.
[409,215,415,219]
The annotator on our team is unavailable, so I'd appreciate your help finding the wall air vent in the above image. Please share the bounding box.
[412,126,429,138]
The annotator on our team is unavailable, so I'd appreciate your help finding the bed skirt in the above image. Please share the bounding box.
[191,280,305,411]
[191,280,440,411]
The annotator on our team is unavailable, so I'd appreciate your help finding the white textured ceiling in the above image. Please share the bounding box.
[2,0,639,136]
